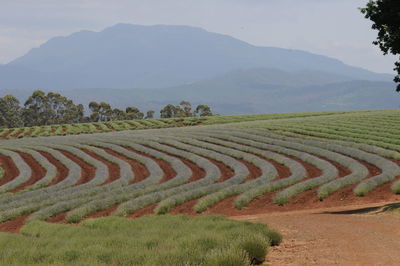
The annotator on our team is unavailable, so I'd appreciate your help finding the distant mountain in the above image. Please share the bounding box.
[1,69,397,115]
[0,23,392,90]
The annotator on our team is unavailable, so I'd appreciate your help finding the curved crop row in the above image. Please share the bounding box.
[255,131,400,196]
[190,136,307,209]
[0,149,32,193]
[173,137,278,213]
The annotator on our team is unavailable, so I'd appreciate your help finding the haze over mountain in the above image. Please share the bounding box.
[0,23,398,114]
[2,23,392,89]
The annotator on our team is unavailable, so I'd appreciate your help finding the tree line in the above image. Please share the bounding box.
[0,90,213,128]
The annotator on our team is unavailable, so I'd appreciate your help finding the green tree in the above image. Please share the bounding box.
[23,91,84,126]
[145,110,155,119]
[178,101,193,117]
[89,101,113,122]
[361,0,400,91]
[0,94,23,128]
[111,108,126,121]
[22,90,48,126]
[89,101,100,122]
[160,104,181,118]
[125,106,144,120]
[195,104,213,117]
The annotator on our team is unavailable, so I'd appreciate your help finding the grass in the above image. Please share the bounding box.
[0,110,369,140]
[381,203,400,213]
[0,215,281,266]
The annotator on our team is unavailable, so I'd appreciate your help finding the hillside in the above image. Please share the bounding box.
[0,69,397,115]
[0,109,399,265]
[0,24,391,90]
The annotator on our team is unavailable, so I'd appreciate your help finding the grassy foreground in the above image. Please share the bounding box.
[0,215,281,266]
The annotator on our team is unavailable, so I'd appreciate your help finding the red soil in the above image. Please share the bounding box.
[203,157,398,217]
[24,129,34,137]
[11,152,46,193]
[12,129,25,139]
[182,158,206,183]
[127,203,158,218]
[105,148,150,184]
[82,149,120,185]
[211,158,234,182]
[0,154,20,187]
[124,146,176,184]
[2,129,15,139]
[139,145,206,183]
[87,205,119,219]
[47,212,67,224]
[39,151,69,186]
[104,123,115,130]
[0,214,30,233]
[93,124,102,131]
[57,150,95,185]
[125,121,138,128]
[239,159,262,182]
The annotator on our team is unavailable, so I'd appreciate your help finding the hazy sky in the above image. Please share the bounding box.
[0,0,397,74]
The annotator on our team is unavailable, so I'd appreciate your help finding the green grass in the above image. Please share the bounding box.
[381,203,400,213]
[0,215,280,266]
[0,109,372,140]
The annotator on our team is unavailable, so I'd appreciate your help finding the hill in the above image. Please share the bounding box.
[1,68,397,115]
[1,23,391,90]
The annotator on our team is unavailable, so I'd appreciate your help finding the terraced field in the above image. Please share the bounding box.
[0,110,351,139]
[0,109,399,232]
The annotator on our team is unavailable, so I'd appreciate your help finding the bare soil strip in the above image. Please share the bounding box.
[82,149,120,185]
[11,152,46,192]
[0,214,30,233]
[12,129,24,139]
[124,146,176,183]
[2,129,15,139]
[104,148,150,184]
[57,150,95,185]
[239,159,262,182]
[0,154,20,186]
[39,151,69,186]
[231,202,400,266]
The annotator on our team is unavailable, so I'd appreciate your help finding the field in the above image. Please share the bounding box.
[0,110,350,139]
[0,215,281,265]
[0,109,399,264]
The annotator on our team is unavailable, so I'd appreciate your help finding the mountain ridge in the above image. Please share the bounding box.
[0,23,392,90]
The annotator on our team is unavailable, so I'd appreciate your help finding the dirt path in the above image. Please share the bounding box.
[232,202,400,266]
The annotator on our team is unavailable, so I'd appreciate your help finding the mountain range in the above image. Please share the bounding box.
[0,23,398,114]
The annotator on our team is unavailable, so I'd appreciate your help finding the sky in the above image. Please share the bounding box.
[0,0,397,74]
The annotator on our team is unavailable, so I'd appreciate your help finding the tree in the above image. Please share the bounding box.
[145,110,155,119]
[125,106,144,120]
[195,104,213,117]
[160,104,180,118]
[88,101,100,122]
[0,95,23,128]
[112,108,126,121]
[361,0,400,91]
[89,101,113,122]
[22,90,47,126]
[179,101,192,117]
[23,91,84,126]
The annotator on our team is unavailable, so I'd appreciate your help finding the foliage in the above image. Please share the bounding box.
[0,215,277,265]
[361,0,400,90]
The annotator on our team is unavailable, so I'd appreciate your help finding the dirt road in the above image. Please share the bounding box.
[232,202,400,266]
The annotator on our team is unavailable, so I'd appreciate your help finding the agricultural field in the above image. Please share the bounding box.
[0,109,399,264]
[0,110,351,139]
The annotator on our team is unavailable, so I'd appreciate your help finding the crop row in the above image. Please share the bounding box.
[0,113,399,224]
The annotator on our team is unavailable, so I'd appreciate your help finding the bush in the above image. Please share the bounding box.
[204,247,250,266]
